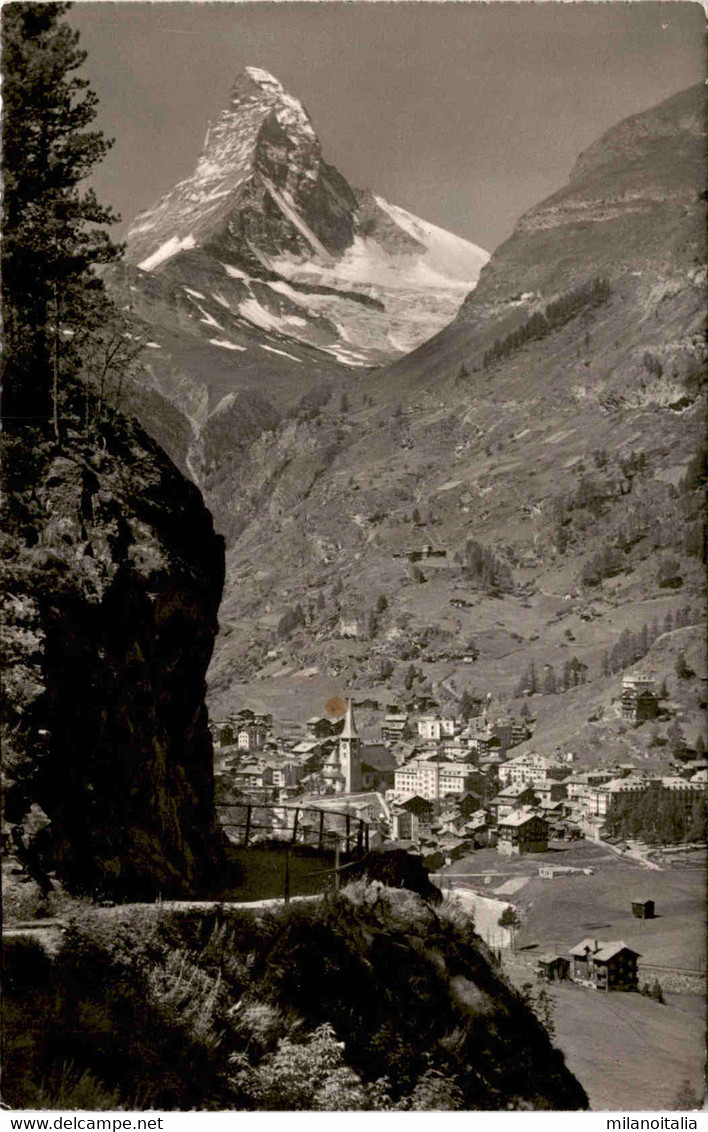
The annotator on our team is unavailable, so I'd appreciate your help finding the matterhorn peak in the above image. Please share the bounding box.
[125,65,488,363]
[243,65,286,92]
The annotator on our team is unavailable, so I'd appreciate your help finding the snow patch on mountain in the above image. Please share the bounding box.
[209,338,247,351]
[259,344,302,362]
[373,195,489,283]
[138,234,196,271]
[196,305,223,329]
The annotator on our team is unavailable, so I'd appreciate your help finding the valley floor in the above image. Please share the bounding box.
[440,842,706,1110]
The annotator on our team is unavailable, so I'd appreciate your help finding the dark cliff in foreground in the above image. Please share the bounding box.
[1,419,225,898]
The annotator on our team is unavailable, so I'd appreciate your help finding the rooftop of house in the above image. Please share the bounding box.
[498,807,548,828]
[498,782,536,797]
[569,938,641,961]
[397,793,434,812]
[289,740,323,754]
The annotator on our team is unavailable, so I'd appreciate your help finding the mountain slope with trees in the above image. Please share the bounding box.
[204,84,705,725]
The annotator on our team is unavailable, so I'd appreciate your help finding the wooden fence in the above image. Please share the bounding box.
[217,802,370,855]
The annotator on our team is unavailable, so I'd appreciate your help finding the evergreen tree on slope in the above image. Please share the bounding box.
[1,2,121,437]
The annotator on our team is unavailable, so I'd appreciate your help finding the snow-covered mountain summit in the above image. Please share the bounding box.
[124,66,489,363]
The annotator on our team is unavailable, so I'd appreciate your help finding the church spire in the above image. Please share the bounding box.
[340,698,358,740]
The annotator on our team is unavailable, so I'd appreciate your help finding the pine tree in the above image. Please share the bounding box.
[2,2,122,436]
[543,665,557,695]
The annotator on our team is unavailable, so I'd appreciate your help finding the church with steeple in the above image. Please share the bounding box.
[321,699,362,794]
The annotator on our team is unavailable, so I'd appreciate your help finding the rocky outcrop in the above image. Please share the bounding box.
[1,420,225,898]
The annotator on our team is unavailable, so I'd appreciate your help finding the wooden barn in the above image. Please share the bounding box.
[536,954,570,982]
[631,898,655,920]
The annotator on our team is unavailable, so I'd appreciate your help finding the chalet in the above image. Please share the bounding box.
[289,739,326,758]
[631,898,655,920]
[237,724,266,752]
[398,794,434,827]
[497,810,549,856]
[463,809,491,846]
[211,722,236,748]
[569,938,641,992]
[536,954,570,983]
[360,744,397,790]
[534,779,568,805]
[390,808,419,841]
[621,688,659,724]
[235,763,274,790]
[489,782,538,823]
[491,718,514,751]
[306,716,336,739]
[477,732,502,757]
[439,835,469,864]
[381,714,410,743]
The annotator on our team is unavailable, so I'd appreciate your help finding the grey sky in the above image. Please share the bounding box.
[68,1,705,253]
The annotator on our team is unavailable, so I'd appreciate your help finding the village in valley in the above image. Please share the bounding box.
[209,656,706,1107]
[214,665,704,928]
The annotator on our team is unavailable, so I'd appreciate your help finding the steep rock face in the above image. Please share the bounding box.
[1,423,225,898]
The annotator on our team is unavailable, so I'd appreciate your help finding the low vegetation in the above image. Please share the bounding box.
[3,883,588,1111]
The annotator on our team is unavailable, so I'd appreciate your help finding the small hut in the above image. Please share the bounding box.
[631,898,655,920]
[536,954,570,982]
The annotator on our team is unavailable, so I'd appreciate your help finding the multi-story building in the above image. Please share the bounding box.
[621,688,660,724]
[381,714,410,743]
[498,754,569,788]
[590,776,650,820]
[489,782,538,823]
[238,724,267,752]
[394,759,476,802]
